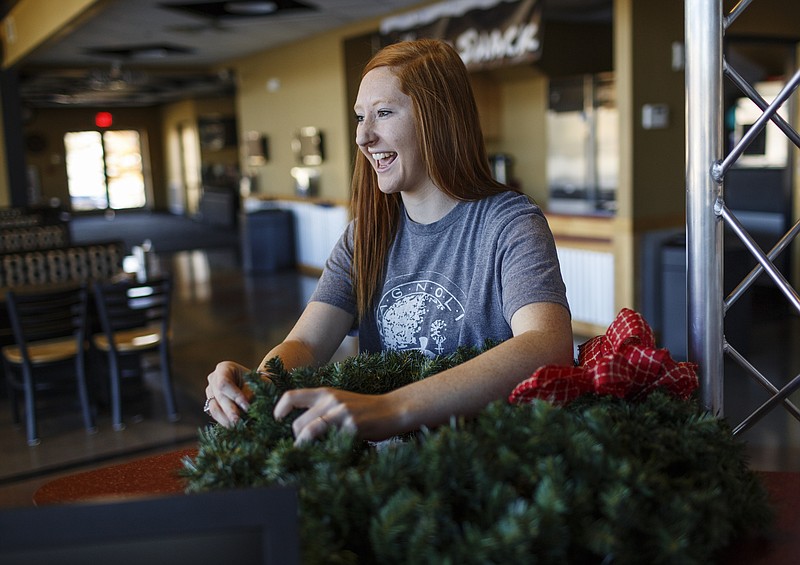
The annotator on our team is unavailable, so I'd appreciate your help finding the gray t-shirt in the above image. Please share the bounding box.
[311,191,569,357]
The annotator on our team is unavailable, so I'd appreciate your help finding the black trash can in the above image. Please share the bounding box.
[241,209,296,273]
[660,236,689,360]
[660,233,752,361]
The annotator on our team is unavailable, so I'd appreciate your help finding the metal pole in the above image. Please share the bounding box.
[685,0,724,414]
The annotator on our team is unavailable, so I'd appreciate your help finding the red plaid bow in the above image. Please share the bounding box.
[509,308,698,405]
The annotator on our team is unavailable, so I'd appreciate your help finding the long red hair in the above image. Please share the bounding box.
[350,39,515,319]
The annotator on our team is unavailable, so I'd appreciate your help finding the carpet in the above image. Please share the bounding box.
[69,211,241,254]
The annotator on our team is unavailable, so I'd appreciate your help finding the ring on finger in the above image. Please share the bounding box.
[203,396,214,415]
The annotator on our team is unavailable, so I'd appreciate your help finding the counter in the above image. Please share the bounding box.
[545,211,616,338]
[244,196,349,275]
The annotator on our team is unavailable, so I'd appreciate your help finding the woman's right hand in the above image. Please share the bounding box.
[204,361,253,427]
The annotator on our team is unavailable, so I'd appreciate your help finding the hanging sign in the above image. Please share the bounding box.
[379,0,543,71]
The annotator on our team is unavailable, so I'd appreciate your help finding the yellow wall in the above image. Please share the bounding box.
[233,27,367,203]
[495,70,549,204]
[629,1,686,227]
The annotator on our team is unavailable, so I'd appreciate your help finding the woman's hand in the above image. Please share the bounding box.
[203,303,353,431]
[273,387,402,445]
[204,360,254,427]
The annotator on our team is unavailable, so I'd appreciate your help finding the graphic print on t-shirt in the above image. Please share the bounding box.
[376,272,466,357]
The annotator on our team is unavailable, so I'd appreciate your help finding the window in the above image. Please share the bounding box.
[64,130,147,211]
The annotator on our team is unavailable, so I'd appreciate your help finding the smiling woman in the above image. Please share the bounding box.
[205,39,573,447]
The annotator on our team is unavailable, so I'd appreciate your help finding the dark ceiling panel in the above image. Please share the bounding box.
[159,0,316,19]
[83,44,195,60]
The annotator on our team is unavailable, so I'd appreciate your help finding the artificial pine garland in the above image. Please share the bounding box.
[182,344,772,564]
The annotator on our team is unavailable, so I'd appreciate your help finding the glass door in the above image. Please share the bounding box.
[64,130,147,211]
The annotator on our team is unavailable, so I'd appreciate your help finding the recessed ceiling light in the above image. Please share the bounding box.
[224,2,278,15]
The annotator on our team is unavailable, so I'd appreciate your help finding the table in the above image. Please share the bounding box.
[721,471,800,564]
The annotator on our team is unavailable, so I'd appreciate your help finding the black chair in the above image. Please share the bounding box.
[92,275,178,430]
[1,284,95,446]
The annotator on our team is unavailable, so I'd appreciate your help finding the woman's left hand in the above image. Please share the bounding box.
[273,387,400,445]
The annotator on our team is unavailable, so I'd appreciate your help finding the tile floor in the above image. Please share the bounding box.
[0,244,798,509]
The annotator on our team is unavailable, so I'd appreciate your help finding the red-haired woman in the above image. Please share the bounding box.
[205,39,573,444]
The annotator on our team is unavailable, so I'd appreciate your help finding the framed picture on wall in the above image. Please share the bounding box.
[292,127,324,166]
[199,118,237,150]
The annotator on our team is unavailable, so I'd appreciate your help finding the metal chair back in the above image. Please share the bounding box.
[92,276,178,430]
[2,283,94,445]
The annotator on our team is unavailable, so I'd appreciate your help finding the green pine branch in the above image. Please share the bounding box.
[182,346,772,564]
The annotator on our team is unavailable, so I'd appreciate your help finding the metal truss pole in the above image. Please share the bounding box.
[685,0,724,414]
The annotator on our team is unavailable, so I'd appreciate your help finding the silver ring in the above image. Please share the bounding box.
[203,397,214,415]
